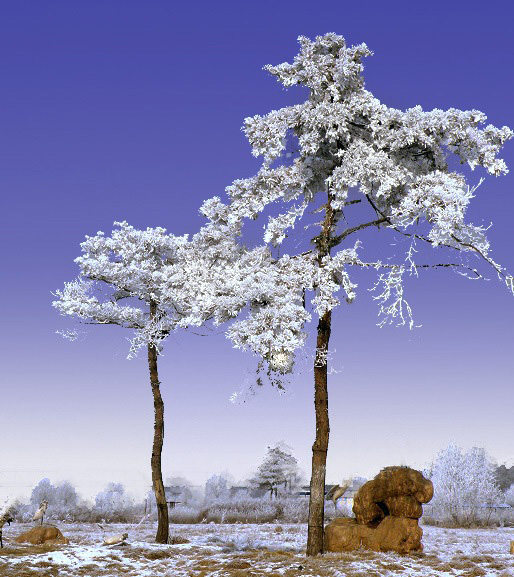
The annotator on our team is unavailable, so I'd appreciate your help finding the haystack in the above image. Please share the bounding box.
[353,466,433,525]
[325,466,433,554]
[15,525,69,545]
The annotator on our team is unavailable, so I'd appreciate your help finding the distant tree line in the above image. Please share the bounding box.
[495,464,514,492]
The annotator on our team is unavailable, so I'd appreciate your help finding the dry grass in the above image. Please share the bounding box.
[0,522,513,576]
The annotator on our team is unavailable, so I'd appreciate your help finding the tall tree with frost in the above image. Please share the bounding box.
[217,34,513,555]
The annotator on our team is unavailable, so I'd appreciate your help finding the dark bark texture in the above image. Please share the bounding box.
[148,302,169,544]
[306,310,332,556]
[307,192,336,556]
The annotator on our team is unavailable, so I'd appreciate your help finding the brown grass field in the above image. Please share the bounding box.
[1,522,513,576]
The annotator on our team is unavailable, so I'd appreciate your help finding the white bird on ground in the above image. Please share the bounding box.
[102,532,129,546]
[32,500,49,525]
[0,511,14,548]
[97,513,147,546]
[325,479,352,513]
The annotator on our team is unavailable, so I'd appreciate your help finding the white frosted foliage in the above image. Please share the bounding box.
[217,31,512,356]
[53,222,190,357]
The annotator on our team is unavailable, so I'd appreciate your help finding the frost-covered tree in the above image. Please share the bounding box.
[30,478,56,511]
[29,478,79,520]
[250,444,300,499]
[428,443,503,525]
[54,481,80,514]
[204,474,230,503]
[53,222,190,542]
[214,33,512,554]
[495,464,514,491]
[94,482,129,517]
[52,218,257,542]
[505,484,514,507]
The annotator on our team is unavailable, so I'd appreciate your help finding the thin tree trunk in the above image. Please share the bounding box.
[306,188,336,556]
[306,309,332,556]
[148,301,169,544]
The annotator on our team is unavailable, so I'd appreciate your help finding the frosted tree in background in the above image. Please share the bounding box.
[505,484,514,507]
[204,474,230,503]
[250,443,300,499]
[94,483,130,518]
[428,443,503,525]
[217,33,512,554]
[30,478,79,521]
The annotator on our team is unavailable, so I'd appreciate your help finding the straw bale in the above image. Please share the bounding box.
[352,480,387,525]
[324,516,423,553]
[15,525,69,545]
[374,466,433,503]
[324,518,374,552]
[385,495,423,518]
[353,466,433,524]
[368,516,423,553]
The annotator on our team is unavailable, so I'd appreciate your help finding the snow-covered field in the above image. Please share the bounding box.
[1,522,513,576]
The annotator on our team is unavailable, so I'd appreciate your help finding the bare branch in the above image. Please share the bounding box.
[354,260,483,278]
[451,234,507,279]
[331,217,388,246]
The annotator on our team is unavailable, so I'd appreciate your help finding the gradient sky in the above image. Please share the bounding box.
[1,0,513,504]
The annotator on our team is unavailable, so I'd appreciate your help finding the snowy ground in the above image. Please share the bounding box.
[1,522,513,576]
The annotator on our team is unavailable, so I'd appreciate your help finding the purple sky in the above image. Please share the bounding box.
[1,1,513,502]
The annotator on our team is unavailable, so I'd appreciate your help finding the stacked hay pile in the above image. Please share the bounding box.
[15,526,69,545]
[325,466,433,554]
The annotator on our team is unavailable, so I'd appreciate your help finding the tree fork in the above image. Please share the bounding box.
[148,301,169,544]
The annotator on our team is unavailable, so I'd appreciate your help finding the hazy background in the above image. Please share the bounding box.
[1,0,513,503]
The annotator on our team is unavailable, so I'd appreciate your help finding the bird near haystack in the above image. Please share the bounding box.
[0,511,14,548]
[32,500,48,525]
[326,480,352,513]
[102,532,128,546]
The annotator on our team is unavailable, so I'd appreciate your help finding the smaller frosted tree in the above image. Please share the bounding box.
[204,474,230,503]
[250,443,300,499]
[53,217,259,541]
[30,478,79,520]
[94,483,130,518]
[54,481,80,515]
[53,222,189,543]
[429,443,503,525]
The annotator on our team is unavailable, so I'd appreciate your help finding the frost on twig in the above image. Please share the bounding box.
[369,266,419,329]
[55,329,80,341]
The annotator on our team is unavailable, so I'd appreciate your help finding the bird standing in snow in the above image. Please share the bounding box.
[0,512,14,548]
[33,500,48,525]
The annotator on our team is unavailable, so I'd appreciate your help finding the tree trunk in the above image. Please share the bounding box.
[306,310,332,556]
[148,307,169,544]
[306,187,336,556]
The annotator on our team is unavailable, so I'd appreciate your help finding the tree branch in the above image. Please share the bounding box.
[331,217,388,246]
[353,260,483,278]
[450,234,507,279]
[365,194,465,252]
[364,194,510,281]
